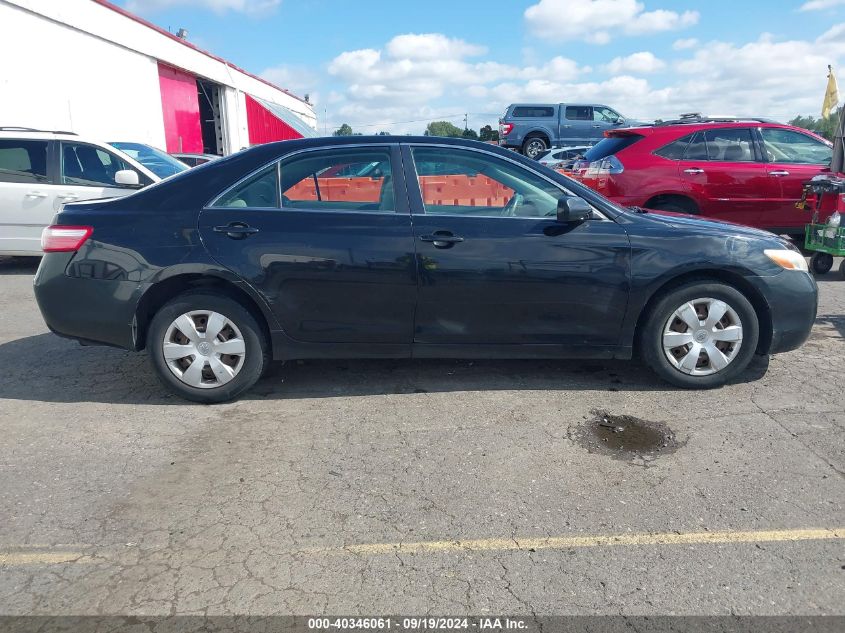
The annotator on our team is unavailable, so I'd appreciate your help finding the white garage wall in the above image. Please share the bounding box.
[0,0,317,154]
[0,2,167,148]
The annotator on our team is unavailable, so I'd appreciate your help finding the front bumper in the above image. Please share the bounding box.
[33,253,144,350]
[750,271,818,354]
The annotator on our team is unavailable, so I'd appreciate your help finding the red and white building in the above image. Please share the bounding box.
[0,0,317,156]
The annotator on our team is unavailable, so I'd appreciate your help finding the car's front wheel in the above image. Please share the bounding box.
[640,282,760,389]
[148,292,268,403]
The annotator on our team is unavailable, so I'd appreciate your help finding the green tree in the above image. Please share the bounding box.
[332,123,354,136]
[376,130,391,136]
[462,127,479,140]
[788,108,842,140]
[479,124,494,141]
[424,120,464,137]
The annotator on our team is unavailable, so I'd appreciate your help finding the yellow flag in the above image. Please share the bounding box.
[822,66,839,119]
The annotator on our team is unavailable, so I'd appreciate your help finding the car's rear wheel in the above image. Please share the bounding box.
[522,135,548,159]
[810,252,834,275]
[640,282,759,389]
[148,292,268,403]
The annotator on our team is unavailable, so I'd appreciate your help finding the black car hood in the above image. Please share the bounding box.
[627,209,782,241]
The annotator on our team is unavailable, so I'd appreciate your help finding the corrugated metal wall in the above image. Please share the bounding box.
[245,94,303,145]
[158,62,203,153]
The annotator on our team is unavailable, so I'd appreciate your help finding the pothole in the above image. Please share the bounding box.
[572,410,684,463]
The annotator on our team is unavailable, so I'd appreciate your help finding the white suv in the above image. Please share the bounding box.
[0,128,160,256]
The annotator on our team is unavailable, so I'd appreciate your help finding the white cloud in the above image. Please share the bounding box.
[604,51,665,74]
[322,24,845,135]
[800,0,845,10]
[673,38,699,50]
[327,33,585,108]
[385,33,486,60]
[524,0,698,43]
[126,0,280,15]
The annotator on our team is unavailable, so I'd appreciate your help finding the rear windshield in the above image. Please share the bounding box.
[583,135,644,161]
[511,106,555,118]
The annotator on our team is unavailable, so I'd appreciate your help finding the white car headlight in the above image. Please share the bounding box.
[764,249,809,272]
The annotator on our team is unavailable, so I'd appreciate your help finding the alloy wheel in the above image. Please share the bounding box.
[662,297,743,376]
[525,140,545,159]
[162,310,246,388]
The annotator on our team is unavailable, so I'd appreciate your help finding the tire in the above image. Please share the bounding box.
[522,135,548,160]
[640,282,760,389]
[810,252,834,275]
[147,291,269,403]
[840,257,845,279]
[647,198,699,215]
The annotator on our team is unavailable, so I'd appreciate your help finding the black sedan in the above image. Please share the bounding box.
[34,136,817,402]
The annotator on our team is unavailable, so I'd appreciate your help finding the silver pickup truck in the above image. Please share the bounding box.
[498,103,648,158]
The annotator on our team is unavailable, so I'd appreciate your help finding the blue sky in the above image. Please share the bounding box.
[120,0,845,133]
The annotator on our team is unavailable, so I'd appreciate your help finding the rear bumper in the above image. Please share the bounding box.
[33,253,143,350]
[750,271,817,354]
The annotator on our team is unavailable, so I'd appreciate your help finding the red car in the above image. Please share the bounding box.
[570,117,834,234]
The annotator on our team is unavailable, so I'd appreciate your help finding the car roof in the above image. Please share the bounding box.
[608,119,823,139]
[0,128,81,140]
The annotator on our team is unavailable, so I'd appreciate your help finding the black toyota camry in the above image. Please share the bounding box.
[33,136,817,403]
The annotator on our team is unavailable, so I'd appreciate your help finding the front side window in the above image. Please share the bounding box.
[593,107,620,122]
[702,128,755,162]
[411,147,568,218]
[215,164,279,208]
[280,148,395,213]
[61,142,134,187]
[0,140,48,184]
[565,106,592,121]
[761,128,832,164]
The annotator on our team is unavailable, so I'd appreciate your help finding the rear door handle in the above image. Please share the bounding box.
[213,223,260,239]
[683,168,705,175]
[25,191,48,199]
[592,125,603,128]
[419,232,464,248]
[769,170,790,176]
[56,193,80,201]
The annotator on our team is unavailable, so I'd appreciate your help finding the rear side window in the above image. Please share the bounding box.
[654,134,694,160]
[215,164,280,208]
[703,128,755,162]
[280,148,395,213]
[565,106,592,120]
[511,106,555,118]
[583,135,644,162]
[0,139,49,184]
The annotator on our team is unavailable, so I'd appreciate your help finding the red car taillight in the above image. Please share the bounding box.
[41,225,93,252]
[499,122,514,136]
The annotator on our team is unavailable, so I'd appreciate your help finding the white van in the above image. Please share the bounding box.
[0,128,161,256]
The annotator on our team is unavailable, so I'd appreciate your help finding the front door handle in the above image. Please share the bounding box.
[419,232,464,248]
[769,170,790,176]
[592,124,603,128]
[56,193,80,201]
[25,191,48,199]
[683,168,705,175]
[213,223,260,240]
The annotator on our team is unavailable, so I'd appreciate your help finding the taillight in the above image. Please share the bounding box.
[499,122,514,136]
[587,155,624,175]
[41,225,93,253]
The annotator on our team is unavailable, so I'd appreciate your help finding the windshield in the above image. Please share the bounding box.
[109,142,189,179]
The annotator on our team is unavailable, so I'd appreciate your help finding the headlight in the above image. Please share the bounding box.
[764,249,809,272]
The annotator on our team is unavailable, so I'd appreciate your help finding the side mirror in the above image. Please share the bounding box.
[557,197,592,223]
[115,169,140,187]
